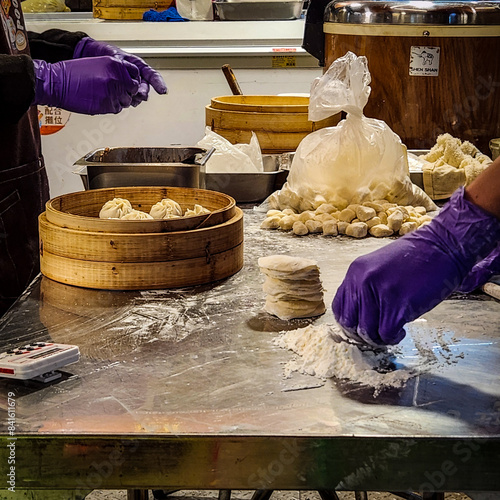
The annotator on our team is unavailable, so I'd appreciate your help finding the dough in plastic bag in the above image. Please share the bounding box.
[268,52,437,213]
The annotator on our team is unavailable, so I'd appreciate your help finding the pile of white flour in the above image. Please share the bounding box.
[273,323,415,390]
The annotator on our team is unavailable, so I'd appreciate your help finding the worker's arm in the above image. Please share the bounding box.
[28,29,87,62]
[0,54,35,124]
[465,156,500,218]
[333,158,500,347]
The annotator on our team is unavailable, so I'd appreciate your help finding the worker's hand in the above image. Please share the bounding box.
[33,57,141,115]
[73,37,167,104]
[457,245,500,293]
[332,187,500,347]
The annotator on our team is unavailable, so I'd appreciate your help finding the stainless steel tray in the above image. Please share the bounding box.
[205,153,290,203]
[73,147,209,190]
[74,148,290,203]
[214,0,304,21]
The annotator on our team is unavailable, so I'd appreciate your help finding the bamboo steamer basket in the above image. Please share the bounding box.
[39,186,244,290]
[206,95,339,153]
[324,0,500,153]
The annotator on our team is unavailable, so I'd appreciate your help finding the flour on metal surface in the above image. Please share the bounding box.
[274,321,464,392]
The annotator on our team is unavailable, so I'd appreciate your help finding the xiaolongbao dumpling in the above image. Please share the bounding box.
[184,204,211,217]
[149,198,182,219]
[121,210,154,220]
[99,198,133,219]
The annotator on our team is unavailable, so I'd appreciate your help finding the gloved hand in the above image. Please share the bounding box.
[332,187,500,346]
[73,37,167,105]
[33,56,141,115]
[457,245,500,293]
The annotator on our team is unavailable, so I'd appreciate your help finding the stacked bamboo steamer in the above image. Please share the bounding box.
[39,186,243,290]
[206,95,339,153]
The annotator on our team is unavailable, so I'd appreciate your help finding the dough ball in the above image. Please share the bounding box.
[337,221,349,234]
[299,211,315,223]
[282,208,296,216]
[356,205,377,222]
[150,198,182,219]
[414,206,427,216]
[305,219,323,233]
[387,210,404,232]
[338,208,356,223]
[261,215,282,229]
[345,222,368,238]
[366,216,382,229]
[363,201,385,212]
[369,224,394,237]
[322,220,338,236]
[315,213,334,223]
[99,198,133,219]
[278,215,297,231]
[418,215,433,226]
[266,209,283,218]
[292,221,308,236]
[399,221,418,235]
[377,212,388,225]
[184,204,211,217]
[121,209,154,220]
[315,203,336,214]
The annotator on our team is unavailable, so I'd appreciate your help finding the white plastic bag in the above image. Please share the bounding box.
[176,0,213,20]
[269,52,436,212]
[196,128,264,174]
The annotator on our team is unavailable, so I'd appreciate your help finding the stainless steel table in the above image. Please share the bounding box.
[0,209,499,493]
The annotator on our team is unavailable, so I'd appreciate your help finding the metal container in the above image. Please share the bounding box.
[205,154,291,203]
[73,147,209,190]
[74,148,290,204]
[214,0,304,21]
[323,1,500,153]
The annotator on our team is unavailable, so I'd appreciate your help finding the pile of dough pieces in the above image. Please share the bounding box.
[261,200,432,238]
[98,197,211,220]
[258,255,325,320]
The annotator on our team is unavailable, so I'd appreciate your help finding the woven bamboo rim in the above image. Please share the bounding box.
[45,186,236,234]
[210,95,310,113]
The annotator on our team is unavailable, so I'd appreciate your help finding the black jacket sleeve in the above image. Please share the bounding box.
[302,0,333,66]
[0,54,35,124]
[28,28,88,62]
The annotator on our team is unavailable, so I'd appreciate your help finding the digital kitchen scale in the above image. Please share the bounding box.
[0,342,80,382]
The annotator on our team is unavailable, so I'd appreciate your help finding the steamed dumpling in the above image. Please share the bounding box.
[121,210,154,220]
[99,198,133,219]
[149,198,182,219]
[184,204,211,217]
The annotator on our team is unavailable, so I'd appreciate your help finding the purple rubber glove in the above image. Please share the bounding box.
[73,37,167,105]
[457,245,500,293]
[333,187,500,346]
[33,56,141,115]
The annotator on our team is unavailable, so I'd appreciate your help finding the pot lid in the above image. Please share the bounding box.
[325,0,500,25]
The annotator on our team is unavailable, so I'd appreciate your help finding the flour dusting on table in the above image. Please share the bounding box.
[274,323,414,391]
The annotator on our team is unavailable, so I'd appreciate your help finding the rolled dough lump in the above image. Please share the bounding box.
[260,201,431,239]
[258,255,325,320]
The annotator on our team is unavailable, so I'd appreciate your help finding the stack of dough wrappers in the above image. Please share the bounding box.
[258,255,325,320]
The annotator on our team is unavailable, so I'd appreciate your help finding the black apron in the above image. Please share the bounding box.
[0,0,49,315]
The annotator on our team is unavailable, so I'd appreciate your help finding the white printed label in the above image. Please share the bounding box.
[409,46,440,77]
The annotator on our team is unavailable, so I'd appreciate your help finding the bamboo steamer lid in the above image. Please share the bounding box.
[39,186,244,290]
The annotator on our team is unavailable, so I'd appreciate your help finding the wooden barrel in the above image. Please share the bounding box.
[206,95,339,153]
[324,1,500,154]
[39,186,244,290]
